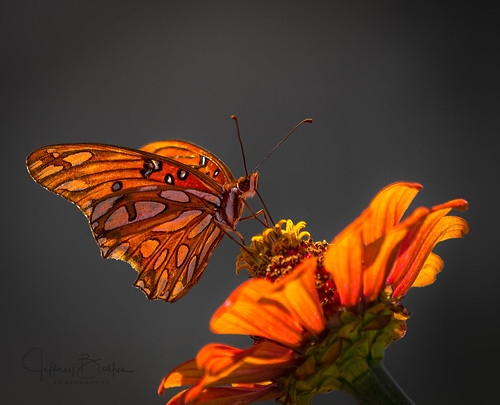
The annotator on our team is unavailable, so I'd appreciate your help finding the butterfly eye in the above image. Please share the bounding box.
[237,177,250,192]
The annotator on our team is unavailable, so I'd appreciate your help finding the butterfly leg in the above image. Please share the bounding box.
[214,221,249,250]
[240,209,269,227]
[240,200,270,228]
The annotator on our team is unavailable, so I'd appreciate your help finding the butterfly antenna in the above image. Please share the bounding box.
[231,115,249,176]
[252,118,313,173]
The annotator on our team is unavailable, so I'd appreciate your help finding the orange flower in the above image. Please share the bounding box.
[323,182,469,306]
[159,182,468,405]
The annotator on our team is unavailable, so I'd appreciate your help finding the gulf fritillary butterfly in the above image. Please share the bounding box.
[26,140,259,302]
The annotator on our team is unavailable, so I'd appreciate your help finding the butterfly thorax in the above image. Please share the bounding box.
[216,172,258,230]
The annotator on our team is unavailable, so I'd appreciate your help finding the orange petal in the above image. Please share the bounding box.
[159,359,203,395]
[210,262,322,347]
[361,182,422,245]
[389,199,469,298]
[210,281,303,347]
[412,252,443,287]
[324,222,364,307]
[170,385,283,405]
[325,183,423,307]
[258,259,325,336]
[196,341,296,387]
[362,226,409,302]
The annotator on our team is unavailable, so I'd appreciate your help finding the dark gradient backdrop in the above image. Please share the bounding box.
[3,2,498,404]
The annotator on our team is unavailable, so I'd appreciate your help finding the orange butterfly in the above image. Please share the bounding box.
[26,140,258,302]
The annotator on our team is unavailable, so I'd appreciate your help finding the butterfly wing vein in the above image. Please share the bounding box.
[26,141,236,302]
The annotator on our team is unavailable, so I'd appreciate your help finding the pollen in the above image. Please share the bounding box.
[236,220,329,281]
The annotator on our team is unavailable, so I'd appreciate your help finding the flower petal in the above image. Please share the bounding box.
[411,252,443,287]
[258,259,325,336]
[196,341,296,387]
[362,226,409,302]
[169,385,283,405]
[210,280,303,347]
[324,221,364,307]
[210,260,323,347]
[361,182,422,245]
[388,199,469,298]
[325,183,421,307]
[159,359,203,395]
[333,182,421,244]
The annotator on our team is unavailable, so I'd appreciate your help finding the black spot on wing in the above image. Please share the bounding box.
[112,181,122,191]
[141,159,162,179]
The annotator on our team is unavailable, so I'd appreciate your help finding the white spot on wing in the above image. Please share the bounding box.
[156,276,170,299]
[29,160,43,170]
[185,189,221,206]
[104,206,129,230]
[134,201,166,221]
[103,201,166,230]
[160,190,190,202]
[82,200,92,213]
[186,256,197,283]
[188,215,212,238]
[37,165,63,179]
[199,227,222,264]
[136,280,151,296]
[108,243,129,259]
[152,210,203,233]
[154,249,168,270]
[92,196,121,222]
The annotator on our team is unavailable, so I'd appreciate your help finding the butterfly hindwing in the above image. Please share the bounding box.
[89,185,224,302]
[131,219,224,302]
[26,143,232,302]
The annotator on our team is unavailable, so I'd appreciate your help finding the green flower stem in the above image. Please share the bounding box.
[346,361,415,405]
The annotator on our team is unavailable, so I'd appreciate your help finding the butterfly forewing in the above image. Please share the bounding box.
[26,143,235,302]
[140,140,236,187]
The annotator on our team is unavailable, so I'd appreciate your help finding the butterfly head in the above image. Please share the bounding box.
[237,172,258,199]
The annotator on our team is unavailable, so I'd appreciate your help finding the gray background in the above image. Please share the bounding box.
[3,1,498,404]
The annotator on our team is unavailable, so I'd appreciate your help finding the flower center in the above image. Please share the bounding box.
[237,220,329,281]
